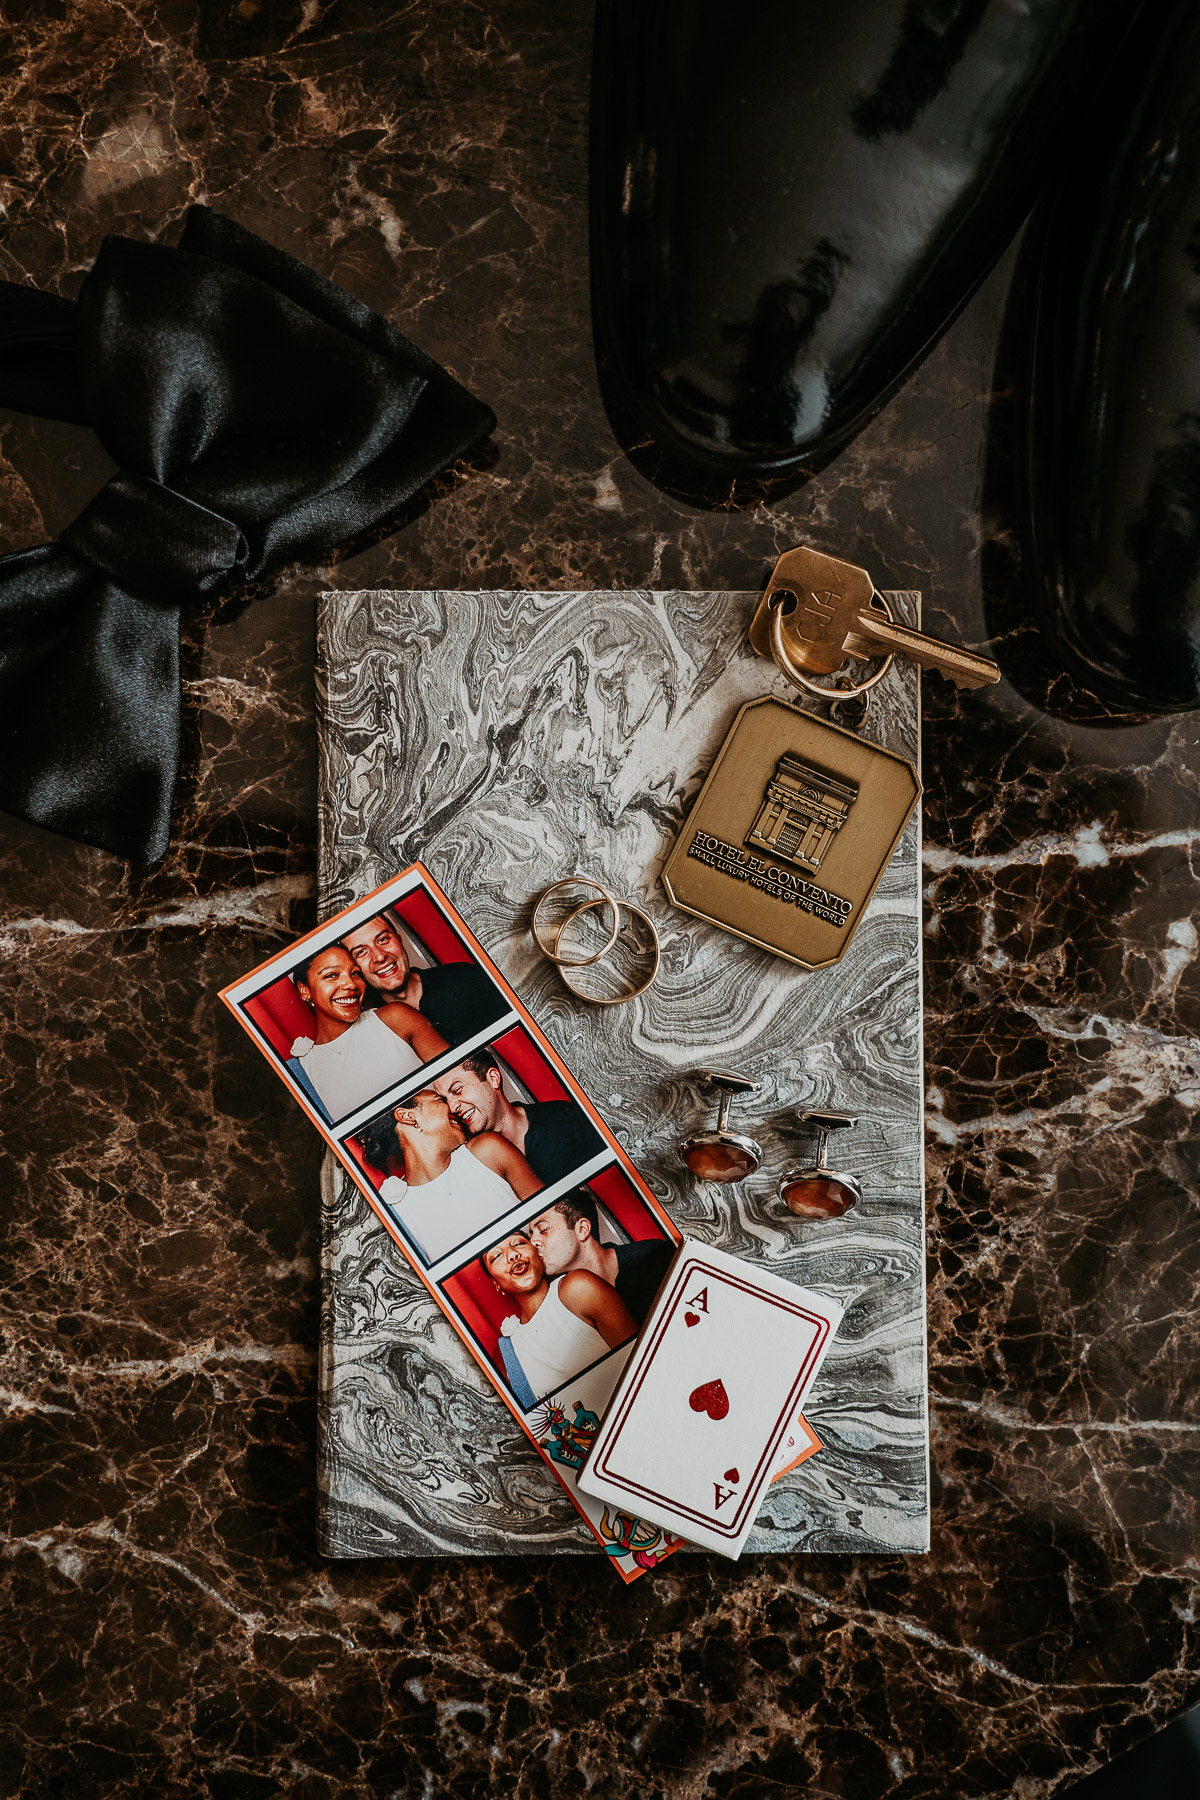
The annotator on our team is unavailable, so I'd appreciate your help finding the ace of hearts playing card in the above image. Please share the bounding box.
[578,1240,843,1557]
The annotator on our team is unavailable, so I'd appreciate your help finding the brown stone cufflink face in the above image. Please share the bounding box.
[678,1070,762,1183]
[781,1110,862,1218]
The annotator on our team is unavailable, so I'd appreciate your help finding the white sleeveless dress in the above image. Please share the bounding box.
[393,1143,520,1264]
[296,1008,423,1119]
[503,1280,610,1401]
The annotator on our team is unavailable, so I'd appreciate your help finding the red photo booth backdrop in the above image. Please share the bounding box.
[243,891,478,1061]
[344,1024,571,1190]
[440,1169,674,1374]
[488,1024,570,1105]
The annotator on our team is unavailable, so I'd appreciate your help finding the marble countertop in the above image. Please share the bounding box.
[2,3,1197,1794]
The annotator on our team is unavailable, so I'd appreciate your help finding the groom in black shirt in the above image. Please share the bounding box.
[432,1049,604,1189]
[341,912,506,1047]
[525,1190,674,1325]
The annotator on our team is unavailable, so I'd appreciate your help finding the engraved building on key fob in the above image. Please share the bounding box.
[661,697,920,970]
[744,753,858,873]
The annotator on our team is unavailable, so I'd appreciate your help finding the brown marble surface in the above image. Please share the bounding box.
[1,3,1198,1795]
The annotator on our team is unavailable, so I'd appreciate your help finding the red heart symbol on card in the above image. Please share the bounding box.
[684,1312,699,1328]
[688,1379,730,1420]
[724,1468,740,1484]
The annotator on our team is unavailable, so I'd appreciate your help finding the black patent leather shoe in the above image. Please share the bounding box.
[591,0,1142,483]
[1018,2,1200,714]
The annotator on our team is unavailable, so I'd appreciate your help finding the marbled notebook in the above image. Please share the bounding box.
[315,590,929,1557]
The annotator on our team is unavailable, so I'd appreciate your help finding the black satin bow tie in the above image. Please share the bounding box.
[0,206,495,863]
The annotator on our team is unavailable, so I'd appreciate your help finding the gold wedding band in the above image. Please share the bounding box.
[554,896,661,1006]
[531,877,620,968]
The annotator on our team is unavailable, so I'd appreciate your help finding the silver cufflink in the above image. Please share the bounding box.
[780,1109,862,1218]
[677,1069,763,1184]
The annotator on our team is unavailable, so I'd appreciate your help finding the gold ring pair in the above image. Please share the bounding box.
[531,877,661,1005]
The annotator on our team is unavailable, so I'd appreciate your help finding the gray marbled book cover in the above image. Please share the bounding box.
[315,590,928,1558]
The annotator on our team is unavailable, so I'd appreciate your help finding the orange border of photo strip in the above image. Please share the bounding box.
[219,862,821,1578]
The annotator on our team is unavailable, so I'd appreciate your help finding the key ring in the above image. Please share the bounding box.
[531,877,620,968]
[554,895,661,1005]
[768,589,895,703]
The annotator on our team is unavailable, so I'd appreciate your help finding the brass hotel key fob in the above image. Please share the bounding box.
[661,546,1000,970]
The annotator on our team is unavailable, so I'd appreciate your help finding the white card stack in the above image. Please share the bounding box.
[579,1239,844,1558]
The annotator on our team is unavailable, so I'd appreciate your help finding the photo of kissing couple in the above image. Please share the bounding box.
[442,1174,676,1409]
[241,891,510,1125]
[346,1027,606,1265]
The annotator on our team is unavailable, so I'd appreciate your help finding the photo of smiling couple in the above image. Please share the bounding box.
[474,1191,676,1409]
[286,908,508,1122]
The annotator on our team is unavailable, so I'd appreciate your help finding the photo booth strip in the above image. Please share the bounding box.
[221,864,821,1578]
[220,863,690,1582]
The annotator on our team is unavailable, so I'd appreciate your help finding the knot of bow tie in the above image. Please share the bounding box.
[61,473,250,603]
[0,206,495,863]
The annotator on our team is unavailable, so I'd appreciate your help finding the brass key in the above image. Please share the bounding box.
[747,545,1000,690]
